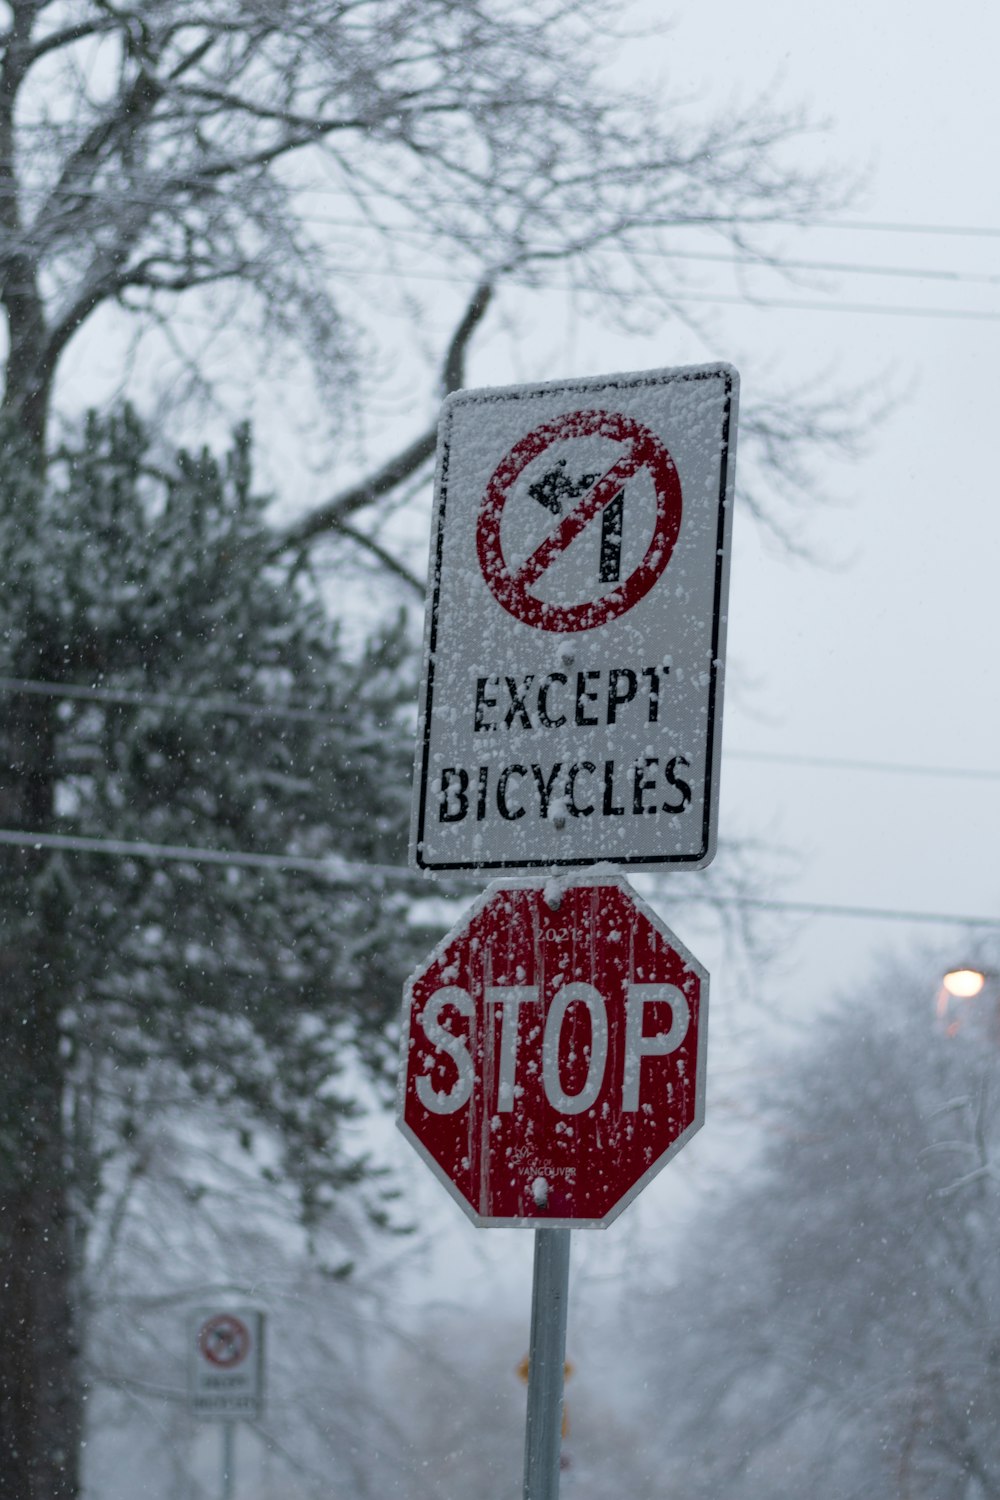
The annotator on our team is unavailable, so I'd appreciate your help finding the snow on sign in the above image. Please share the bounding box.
[189,1309,265,1421]
[410,363,739,873]
[397,875,708,1228]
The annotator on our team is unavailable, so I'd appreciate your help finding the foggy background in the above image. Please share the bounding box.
[8,1,999,1495]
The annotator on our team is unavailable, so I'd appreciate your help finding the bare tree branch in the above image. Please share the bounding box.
[0,0,855,490]
[269,279,493,560]
[305,520,424,598]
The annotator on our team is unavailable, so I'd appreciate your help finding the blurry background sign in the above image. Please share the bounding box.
[189,1309,265,1422]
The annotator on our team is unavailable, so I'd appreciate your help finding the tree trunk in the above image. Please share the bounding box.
[0,694,81,1500]
[1,20,80,1463]
[0,281,52,463]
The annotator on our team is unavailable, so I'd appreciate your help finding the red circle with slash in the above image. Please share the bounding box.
[476,409,682,633]
[198,1314,250,1368]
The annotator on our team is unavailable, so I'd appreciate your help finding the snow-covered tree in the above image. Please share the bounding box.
[0,408,431,1499]
[0,1,853,538]
[81,1094,412,1500]
[634,944,1000,1500]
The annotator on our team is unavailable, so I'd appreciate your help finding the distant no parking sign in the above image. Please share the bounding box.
[410,364,739,873]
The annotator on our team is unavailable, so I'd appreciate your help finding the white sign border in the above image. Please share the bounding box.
[395,873,709,1230]
[188,1306,266,1423]
[409,363,739,874]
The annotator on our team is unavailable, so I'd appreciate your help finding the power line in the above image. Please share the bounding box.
[270,212,1000,290]
[1,678,996,785]
[805,217,1000,239]
[141,255,1000,322]
[632,246,1000,287]
[4,186,999,317]
[0,826,411,883]
[314,230,1000,292]
[291,193,1000,241]
[694,894,1000,929]
[0,675,339,726]
[194,257,1000,323]
[0,825,996,928]
[18,176,997,239]
[89,200,998,289]
[657,289,1000,322]
[265,257,1000,322]
[302,202,999,241]
[727,748,1000,783]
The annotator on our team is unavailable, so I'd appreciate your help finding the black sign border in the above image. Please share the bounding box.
[411,364,737,874]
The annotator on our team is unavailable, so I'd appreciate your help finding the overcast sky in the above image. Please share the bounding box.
[667,0,1000,1044]
[378,0,1000,1320]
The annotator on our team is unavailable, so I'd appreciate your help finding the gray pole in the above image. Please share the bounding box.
[221,1421,235,1500]
[522,1227,571,1500]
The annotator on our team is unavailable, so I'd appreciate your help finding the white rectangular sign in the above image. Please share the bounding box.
[410,364,738,873]
[189,1308,265,1421]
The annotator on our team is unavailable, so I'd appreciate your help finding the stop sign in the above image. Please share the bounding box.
[397,875,707,1227]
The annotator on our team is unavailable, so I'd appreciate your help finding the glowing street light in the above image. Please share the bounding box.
[942,969,987,1000]
[937,967,990,1037]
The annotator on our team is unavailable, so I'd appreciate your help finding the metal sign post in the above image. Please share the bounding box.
[189,1307,265,1499]
[522,1229,571,1500]
[221,1420,235,1500]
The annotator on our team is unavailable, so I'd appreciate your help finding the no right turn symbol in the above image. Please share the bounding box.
[476,409,682,633]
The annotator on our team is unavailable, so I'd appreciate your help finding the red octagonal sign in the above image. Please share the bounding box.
[397,876,707,1228]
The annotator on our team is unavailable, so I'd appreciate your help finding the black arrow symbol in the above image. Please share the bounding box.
[527,459,599,516]
[526,460,624,582]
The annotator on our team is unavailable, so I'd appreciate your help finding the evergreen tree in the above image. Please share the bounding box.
[0,408,425,1498]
